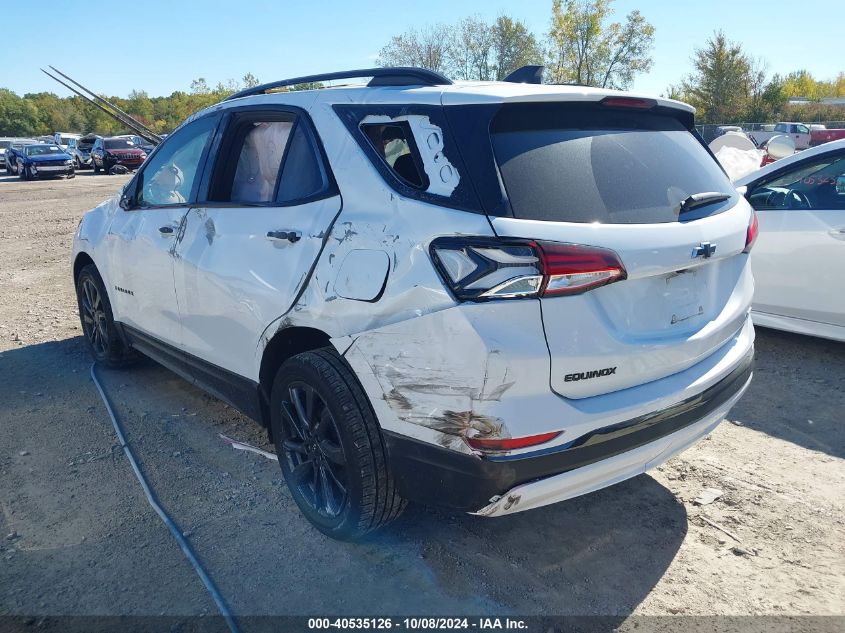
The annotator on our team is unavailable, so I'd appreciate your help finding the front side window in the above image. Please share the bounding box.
[137,116,217,207]
[749,153,845,211]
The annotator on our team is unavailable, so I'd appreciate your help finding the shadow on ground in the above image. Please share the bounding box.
[729,327,845,459]
[1,338,690,620]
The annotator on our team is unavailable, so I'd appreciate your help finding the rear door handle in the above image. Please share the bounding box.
[266,230,301,243]
[829,227,845,240]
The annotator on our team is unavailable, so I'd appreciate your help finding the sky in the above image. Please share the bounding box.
[3,0,841,98]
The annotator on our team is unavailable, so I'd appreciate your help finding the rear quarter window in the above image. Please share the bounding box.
[491,104,735,224]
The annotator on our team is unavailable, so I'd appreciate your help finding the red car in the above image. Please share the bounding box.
[90,136,147,173]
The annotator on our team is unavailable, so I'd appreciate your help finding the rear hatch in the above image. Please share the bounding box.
[486,101,753,399]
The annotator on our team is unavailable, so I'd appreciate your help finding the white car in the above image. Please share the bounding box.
[736,139,845,342]
[72,67,756,540]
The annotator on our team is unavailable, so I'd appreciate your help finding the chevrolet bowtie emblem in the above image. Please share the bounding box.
[692,242,717,259]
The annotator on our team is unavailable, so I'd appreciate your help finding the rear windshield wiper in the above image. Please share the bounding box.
[680,192,732,214]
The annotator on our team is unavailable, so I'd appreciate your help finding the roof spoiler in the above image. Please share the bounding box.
[40,66,162,146]
[503,65,544,84]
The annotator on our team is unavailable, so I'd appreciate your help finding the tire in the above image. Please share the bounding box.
[93,159,100,174]
[75,157,82,170]
[19,166,29,181]
[270,347,405,540]
[75,264,137,368]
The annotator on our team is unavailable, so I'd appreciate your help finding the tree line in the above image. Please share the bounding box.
[669,32,845,124]
[1,0,843,136]
[377,0,654,89]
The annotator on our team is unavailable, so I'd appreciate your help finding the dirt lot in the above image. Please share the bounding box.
[0,173,843,627]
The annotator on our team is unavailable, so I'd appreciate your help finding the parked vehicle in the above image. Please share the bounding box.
[4,139,40,175]
[53,132,81,150]
[716,125,744,136]
[748,122,811,150]
[809,125,845,147]
[120,134,156,156]
[90,136,147,173]
[17,144,75,180]
[0,137,14,170]
[66,134,97,169]
[72,67,756,540]
[736,138,845,342]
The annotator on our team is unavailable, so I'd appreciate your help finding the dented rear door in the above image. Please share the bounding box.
[173,110,341,380]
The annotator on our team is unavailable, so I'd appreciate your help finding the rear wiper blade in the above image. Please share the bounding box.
[680,192,732,213]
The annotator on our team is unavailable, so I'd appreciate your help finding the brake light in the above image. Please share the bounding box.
[465,430,561,452]
[535,241,627,296]
[430,237,627,301]
[600,96,657,110]
[744,211,759,253]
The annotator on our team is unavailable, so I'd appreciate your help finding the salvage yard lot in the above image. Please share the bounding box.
[0,173,843,621]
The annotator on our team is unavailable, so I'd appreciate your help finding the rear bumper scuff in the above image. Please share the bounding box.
[383,348,753,512]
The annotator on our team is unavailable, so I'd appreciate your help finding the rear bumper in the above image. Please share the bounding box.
[384,348,753,512]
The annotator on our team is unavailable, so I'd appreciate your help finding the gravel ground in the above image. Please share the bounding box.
[0,173,843,627]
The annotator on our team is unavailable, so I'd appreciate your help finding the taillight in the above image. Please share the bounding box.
[536,241,627,296]
[744,211,759,253]
[465,430,561,453]
[430,237,626,301]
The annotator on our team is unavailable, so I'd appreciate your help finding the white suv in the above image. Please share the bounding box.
[72,67,756,540]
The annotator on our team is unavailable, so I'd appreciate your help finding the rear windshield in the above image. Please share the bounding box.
[105,138,135,149]
[491,105,734,224]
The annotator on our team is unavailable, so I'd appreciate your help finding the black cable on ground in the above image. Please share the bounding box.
[90,363,240,633]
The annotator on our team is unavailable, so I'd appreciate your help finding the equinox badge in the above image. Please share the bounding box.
[564,366,617,382]
[692,242,717,259]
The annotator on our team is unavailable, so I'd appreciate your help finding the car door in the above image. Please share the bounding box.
[173,106,341,381]
[90,138,101,168]
[747,149,845,326]
[790,124,811,150]
[104,113,219,348]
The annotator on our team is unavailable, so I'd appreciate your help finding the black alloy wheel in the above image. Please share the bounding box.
[280,382,348,519]
[270,348,405,540]
[75,265,136,367]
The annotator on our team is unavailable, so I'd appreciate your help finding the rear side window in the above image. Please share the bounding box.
[491,105,735,224]
[276,122,329,203]
[230,120,293,203]
[209,113,330,205]
[361,122,427,189]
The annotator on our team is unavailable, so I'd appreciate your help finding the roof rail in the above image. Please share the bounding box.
[225,67,453,101]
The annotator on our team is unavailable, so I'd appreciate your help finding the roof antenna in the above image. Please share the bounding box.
[503,65,544,84]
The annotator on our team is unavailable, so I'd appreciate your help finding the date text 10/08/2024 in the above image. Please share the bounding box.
[307,618,529,630]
